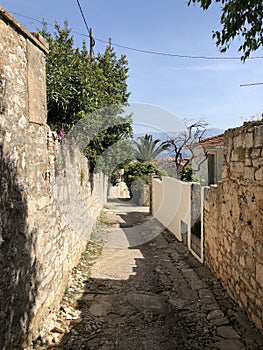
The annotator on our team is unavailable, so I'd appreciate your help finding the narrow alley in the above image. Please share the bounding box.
[34,200,263,350]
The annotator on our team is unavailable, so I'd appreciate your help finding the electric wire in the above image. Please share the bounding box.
[76,0,91,36]
[94,37,263,60]
[6,9,263,61]
[240,82,263,87]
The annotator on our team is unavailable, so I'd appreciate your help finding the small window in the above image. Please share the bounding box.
[208,153,215,185]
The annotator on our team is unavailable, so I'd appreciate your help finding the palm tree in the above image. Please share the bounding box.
[133,134,169,162]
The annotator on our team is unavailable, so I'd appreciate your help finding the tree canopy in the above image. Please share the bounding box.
[188,0,263,60]
[123,161,166,200]
[39,20,133,172]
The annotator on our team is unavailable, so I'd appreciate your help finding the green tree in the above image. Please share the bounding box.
[39,21,133,172]
[133,134,169,162]
[123,161,167,199]
[85,42,132,170]
[188,0,263,60]
[39,20,100,129]
[97,41,130,107]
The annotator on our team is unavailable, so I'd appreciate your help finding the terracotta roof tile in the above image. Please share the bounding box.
[199,133,224,147]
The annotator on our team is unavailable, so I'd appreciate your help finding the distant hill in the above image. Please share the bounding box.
[133,128,224,142]
[132,128,224,159]
[201,128,224,140]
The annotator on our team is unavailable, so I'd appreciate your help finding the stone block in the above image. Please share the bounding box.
[252,158,260,168]
[239,255,246,268]
[254,125,263,148]
[221,167,229,180]
[27,40,47,124]
[255,298,263,311]
[207,309,225,320]
[240,291,248,308]
[241,230,254,248]
[246,255,255,272]
[234,146,246,161]
[215,339,246,350]
[255,167,263,181]
[256,241,263,259]
[233,133,244,149]
[250,148,261,159]
[217,326,240,339]
[244,166,255,181]
[256,263,263,288]
[89,301,112,317]
[250,277,257,290]
[245,158,252,167]
[231,149,241,162]
[245,131,254,148]
[230,162,244,175]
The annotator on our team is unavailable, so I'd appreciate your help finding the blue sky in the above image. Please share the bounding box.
[2,0,263,132]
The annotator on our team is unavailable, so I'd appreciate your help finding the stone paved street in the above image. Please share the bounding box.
[33,200,263,350]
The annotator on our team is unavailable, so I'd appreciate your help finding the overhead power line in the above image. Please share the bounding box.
[7,10,263,61]
[76,0,90,36]
[240,82,263,87]
[75,0,95,59]
[94,38,263,60]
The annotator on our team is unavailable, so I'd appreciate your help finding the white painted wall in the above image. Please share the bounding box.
[108,181,130,199]
[152,177,191,242]
[152,176,204,263]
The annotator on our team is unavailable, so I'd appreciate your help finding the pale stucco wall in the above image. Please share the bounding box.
[152,177,191,242]
[152,177,204,262]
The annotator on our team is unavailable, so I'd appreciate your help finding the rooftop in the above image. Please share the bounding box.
[199,133,224,148]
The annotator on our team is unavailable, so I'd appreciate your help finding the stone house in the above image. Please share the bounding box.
[191,134,224,185]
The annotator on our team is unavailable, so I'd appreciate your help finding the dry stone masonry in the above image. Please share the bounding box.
[204,120,263,332]
[0,7,106,349]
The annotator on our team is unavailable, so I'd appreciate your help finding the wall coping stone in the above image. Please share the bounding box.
[225,120,263,134]
[0,6,48,54]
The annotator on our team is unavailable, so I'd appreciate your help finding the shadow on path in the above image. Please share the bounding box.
[49,200,263,350]
[92,198,165,249]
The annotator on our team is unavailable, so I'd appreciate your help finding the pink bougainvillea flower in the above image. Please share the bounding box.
[59,128,65,139]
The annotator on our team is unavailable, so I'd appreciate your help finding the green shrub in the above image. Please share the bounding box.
[180,166,193,182]
[123,161,166,199]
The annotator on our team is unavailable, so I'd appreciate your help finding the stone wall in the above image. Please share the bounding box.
[0,8,106,349]
[204,120,263,332]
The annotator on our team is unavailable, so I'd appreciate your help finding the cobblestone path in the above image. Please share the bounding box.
[34,200,263,350]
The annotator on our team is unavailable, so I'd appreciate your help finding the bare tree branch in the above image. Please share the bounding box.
[162,120,208,179]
